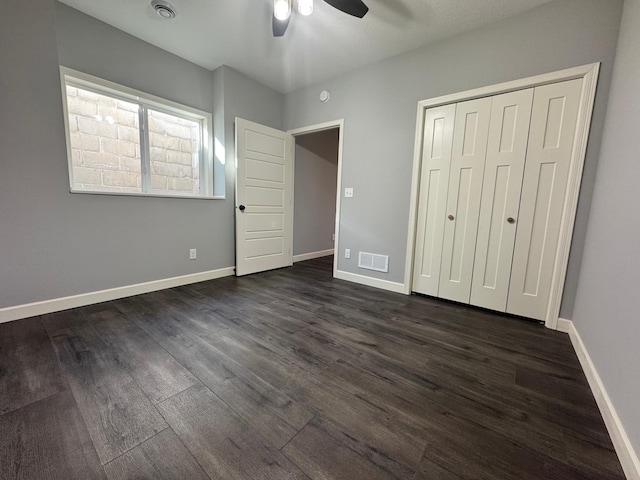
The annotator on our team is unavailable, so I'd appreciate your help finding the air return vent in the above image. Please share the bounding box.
[358,252,389,273]
[151,0,177,19]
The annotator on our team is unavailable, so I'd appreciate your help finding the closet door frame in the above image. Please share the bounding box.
[404,63,600,330]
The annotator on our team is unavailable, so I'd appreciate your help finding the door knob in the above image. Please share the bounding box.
[507,217,515,224]
[448,214,454,221]
[239,205,246,211]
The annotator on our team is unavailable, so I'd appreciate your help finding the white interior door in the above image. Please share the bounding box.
[439,98,492,303]
[470,88,534,311]
[235,118,293,276]
[412,104,456,296]
[507,79,582,320]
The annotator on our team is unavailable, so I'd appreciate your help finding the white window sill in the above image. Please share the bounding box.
[69,189,225,200]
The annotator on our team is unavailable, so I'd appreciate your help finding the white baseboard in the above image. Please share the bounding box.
[558,318,640,480]
[334,269,406,294]
[556,317,575,334]
[293,249,334,263]
[0,267,236,324]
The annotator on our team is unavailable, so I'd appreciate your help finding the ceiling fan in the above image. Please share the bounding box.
[272,0,369,37]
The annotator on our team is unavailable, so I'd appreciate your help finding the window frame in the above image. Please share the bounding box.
[60,67,219,199]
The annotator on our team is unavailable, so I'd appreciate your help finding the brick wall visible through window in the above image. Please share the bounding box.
[62,71,212,198]
[67,87,143,193]
[148,109,200,194]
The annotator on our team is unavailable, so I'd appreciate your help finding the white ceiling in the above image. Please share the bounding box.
[58,0,558,93]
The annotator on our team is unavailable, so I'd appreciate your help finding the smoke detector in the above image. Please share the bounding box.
[151,0,177,19]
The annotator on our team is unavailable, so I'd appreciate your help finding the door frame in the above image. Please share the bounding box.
[404,63,600,330]
[288,119,345,279]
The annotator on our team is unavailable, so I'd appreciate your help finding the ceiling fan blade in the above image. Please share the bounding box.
[323,0,369,18]
[272,13,291,36]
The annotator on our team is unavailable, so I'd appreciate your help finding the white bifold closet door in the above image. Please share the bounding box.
[412,104,456,296]
[470,88,534,311]
[507,79,582,320]
[438,98,492,303]
[412,76,583,322]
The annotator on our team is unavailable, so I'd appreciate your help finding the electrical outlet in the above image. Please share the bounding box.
[345,248,351,259]
[344,187,354,198]
[189,248,197,260]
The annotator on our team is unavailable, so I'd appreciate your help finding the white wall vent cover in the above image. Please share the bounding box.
[358,252,389,273]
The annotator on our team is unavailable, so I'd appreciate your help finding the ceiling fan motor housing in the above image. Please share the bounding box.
[273,0,368,37]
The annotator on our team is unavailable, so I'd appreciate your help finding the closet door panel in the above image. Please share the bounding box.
[439,98,492,303]
[507,79,582,320]
[470,88,534,312]
[412,104,456,296]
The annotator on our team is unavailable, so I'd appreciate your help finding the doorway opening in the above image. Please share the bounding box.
[290,121,343,278]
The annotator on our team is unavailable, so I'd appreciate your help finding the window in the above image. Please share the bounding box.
[61,68,216,198]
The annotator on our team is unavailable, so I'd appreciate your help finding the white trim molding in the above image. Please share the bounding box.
[334,270,406,294]
[404,63,601,330]
[293,249,335,263]
[558,318,640,480]
[0,267,235,324]
[288,120,344,137]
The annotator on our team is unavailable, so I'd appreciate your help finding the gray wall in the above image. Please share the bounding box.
[1,0,72,308]
[293,129,339,256]
[0,2,284,309]
[572,0,640,456]
[283,0,623,317]
[211,64,284,268]
[55,3,213,113]
[215,65,284,198]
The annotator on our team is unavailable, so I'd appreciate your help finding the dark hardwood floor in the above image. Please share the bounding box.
[0,256,626,479]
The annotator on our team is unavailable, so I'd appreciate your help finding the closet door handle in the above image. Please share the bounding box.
[507,217,515,224]
[448,214,455,221]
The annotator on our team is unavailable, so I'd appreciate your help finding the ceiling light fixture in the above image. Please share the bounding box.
[274,0,292,21]
[297,0,313,16]
[151,0,176,19]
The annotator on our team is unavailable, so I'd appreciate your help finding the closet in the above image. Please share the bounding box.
[411,77,584,322]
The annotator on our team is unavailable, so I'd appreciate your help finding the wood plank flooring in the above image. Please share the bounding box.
[0,256,626,479]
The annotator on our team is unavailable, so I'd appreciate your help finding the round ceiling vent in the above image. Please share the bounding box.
[151,0,176,19]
